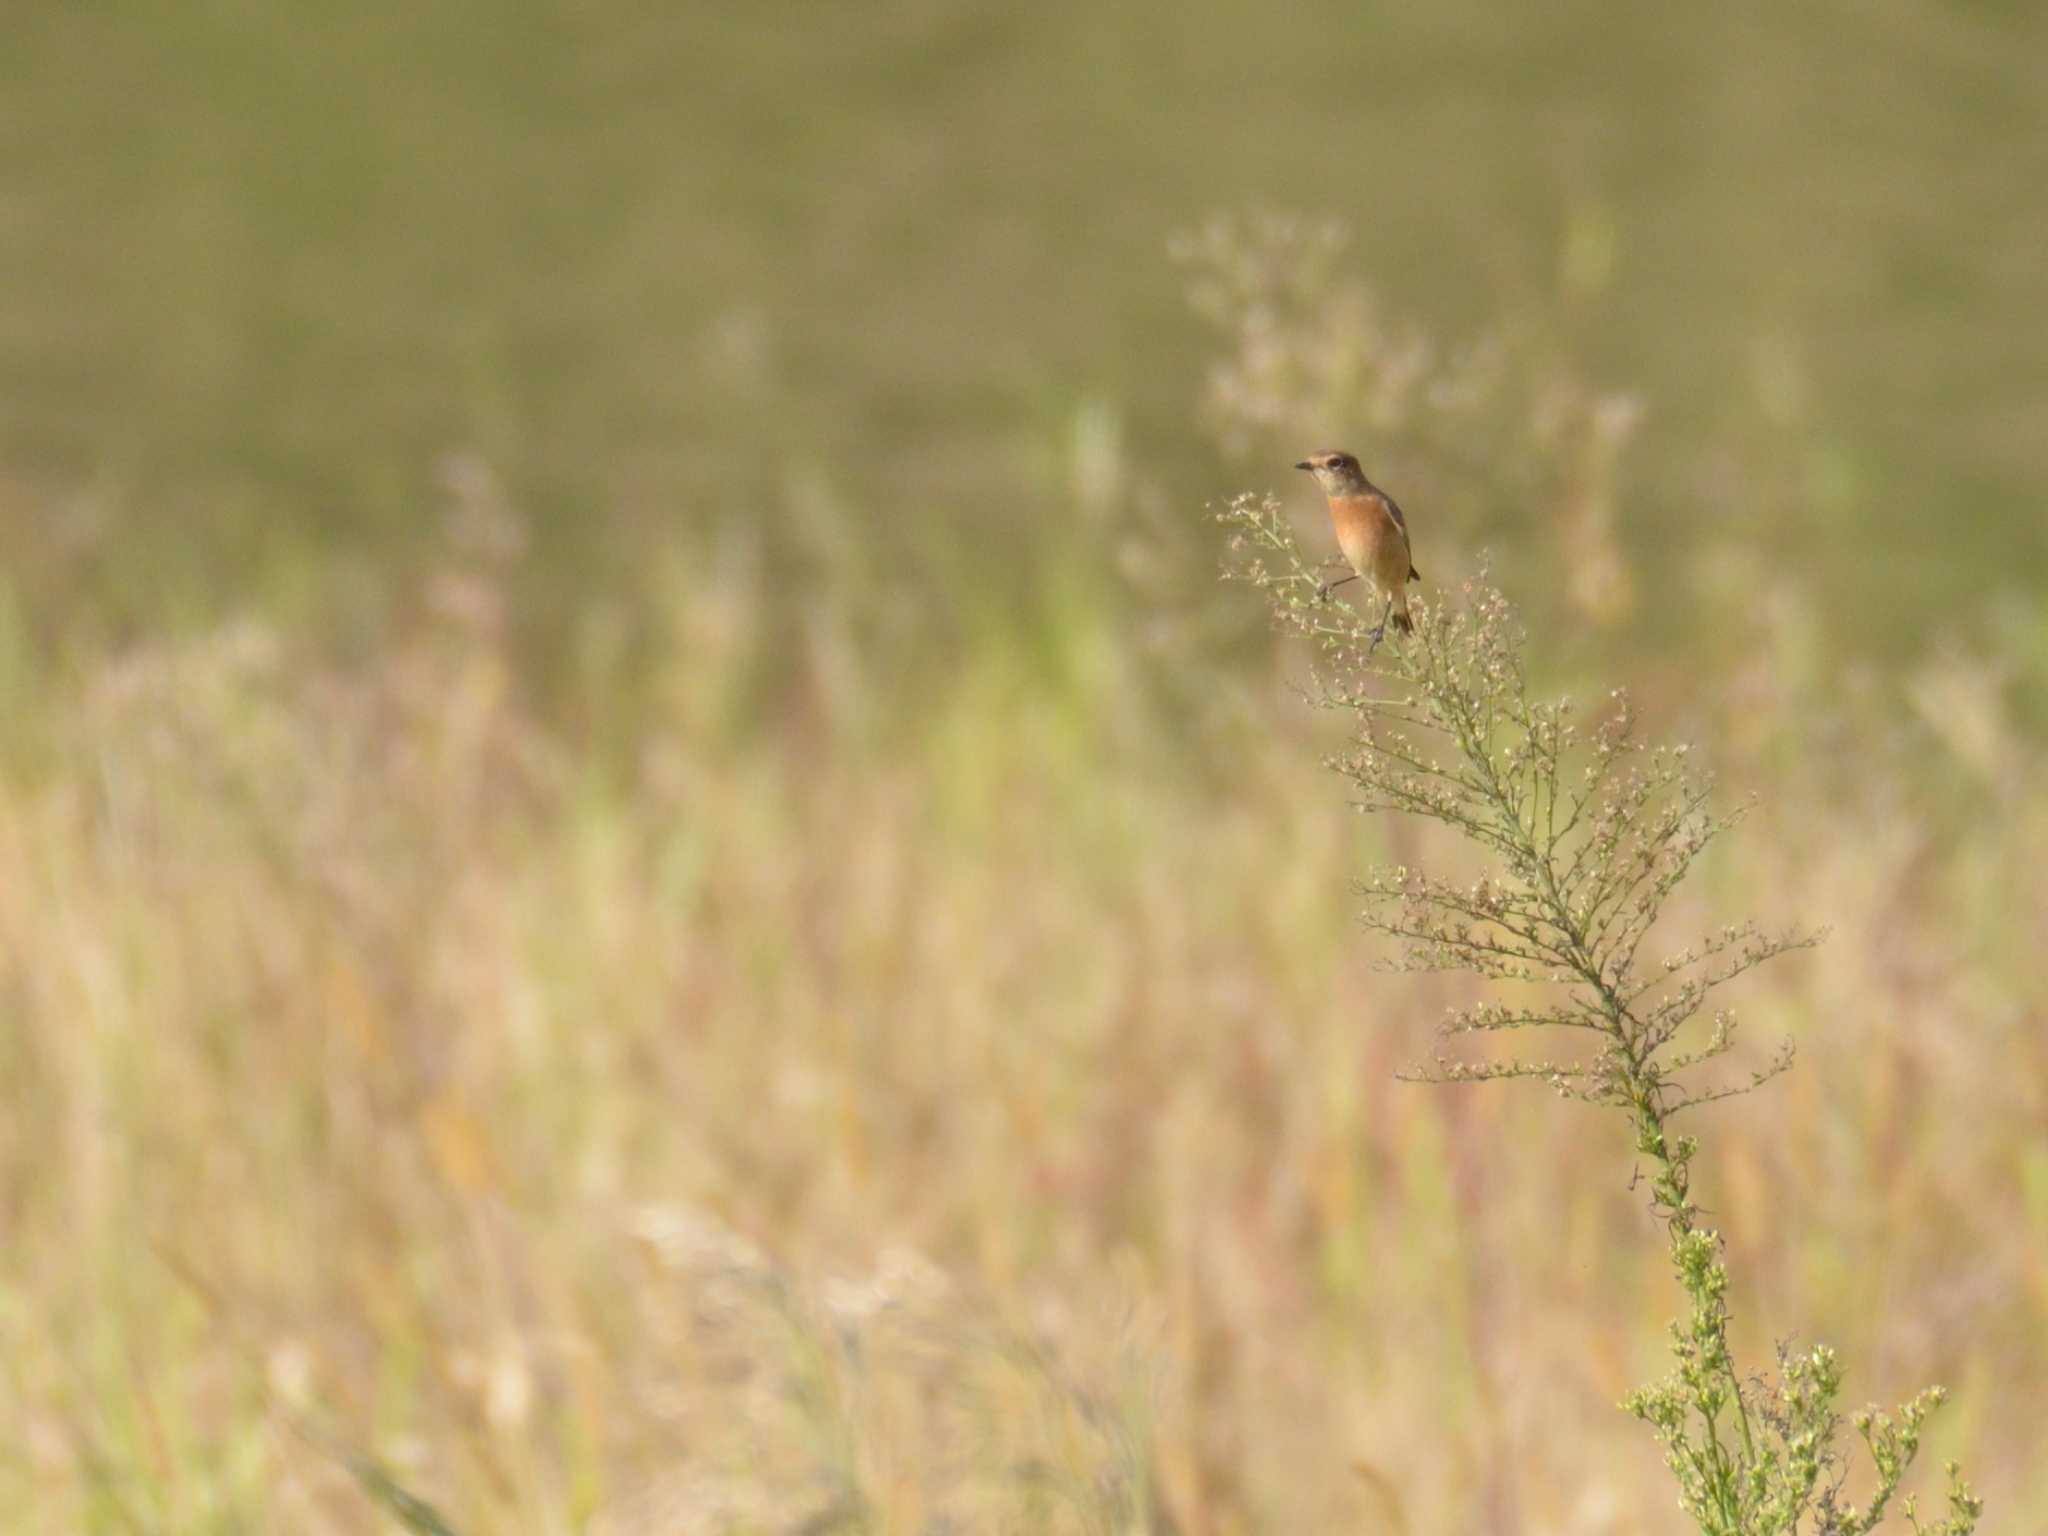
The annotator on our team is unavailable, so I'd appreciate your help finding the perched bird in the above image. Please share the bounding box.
[1294,450,1420,644]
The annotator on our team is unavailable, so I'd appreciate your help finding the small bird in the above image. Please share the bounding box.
[1295,450,1420,645]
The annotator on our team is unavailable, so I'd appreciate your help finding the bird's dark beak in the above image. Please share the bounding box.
[1293,460,1314,471]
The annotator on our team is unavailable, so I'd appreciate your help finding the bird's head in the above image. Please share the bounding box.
[1294,450,1369,494]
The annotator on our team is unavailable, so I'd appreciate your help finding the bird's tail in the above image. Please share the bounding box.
[1390,610,1414,635]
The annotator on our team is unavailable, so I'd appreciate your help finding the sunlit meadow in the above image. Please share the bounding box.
[2,6,2045,1532]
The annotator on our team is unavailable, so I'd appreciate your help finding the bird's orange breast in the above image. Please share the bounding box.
[1327,493,1409,586]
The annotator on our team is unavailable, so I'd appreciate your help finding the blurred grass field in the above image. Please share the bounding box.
[1,4,2045,1532]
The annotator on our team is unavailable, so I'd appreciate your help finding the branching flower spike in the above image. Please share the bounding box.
[1217,490,1980,1535]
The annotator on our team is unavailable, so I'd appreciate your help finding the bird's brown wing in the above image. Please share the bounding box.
[1377,490,1419,581]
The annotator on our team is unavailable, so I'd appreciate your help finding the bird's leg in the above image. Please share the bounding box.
[1317,572,1358,602]
[1367,591,1390,653]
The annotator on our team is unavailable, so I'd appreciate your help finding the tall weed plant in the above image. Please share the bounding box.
[1218,493,1983,1534]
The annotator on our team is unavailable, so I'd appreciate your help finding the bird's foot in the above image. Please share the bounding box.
[1367,623,1386,653]
[1316,580,1331,602]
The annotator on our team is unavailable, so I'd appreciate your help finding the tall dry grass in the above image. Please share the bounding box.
[0,229,2041,1532]
[1,500,2040,1531]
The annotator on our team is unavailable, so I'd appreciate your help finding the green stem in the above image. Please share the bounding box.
[1417,601,1764,1520]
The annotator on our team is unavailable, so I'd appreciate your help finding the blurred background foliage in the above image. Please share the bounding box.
[4,1,2045,694]
[0,2,2043,1531]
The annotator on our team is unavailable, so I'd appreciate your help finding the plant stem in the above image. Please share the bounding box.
[1407,616,1765,1522]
